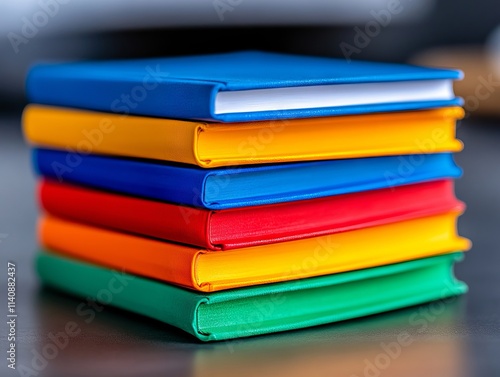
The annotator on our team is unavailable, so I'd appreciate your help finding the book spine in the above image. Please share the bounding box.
[39,180,213,249]
[204,153,462,210]
[209,180,463,250]
[27,65,222,121]
[33,148,210,208]
[196,254,467,341]
[197,212,470,292]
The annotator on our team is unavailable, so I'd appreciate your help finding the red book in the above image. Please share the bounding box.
[38,179,464,250]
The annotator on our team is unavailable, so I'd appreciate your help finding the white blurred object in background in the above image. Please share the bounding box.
[0,0,435,103]
[0,0,433,35]
[486,24,500,77]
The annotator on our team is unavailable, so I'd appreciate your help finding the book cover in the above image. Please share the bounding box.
[26,51,463,122]
[33,149,462,209]
[39,179,464,250]
[39,212,471,292]
[36,251,468,341]
[23,105,464,167]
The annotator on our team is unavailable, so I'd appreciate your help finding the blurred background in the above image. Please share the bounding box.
[1,0,500,115]
[0,1,499,376]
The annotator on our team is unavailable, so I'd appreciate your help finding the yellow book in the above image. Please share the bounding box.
[23,105,464,168]
[40,211,471,292]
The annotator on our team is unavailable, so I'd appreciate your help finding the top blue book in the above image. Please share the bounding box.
[26,50,463,122]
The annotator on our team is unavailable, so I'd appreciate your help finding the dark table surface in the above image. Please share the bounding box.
[0,112,499,377]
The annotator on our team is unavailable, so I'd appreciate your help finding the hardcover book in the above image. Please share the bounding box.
[36,252,468,341]
[39,179,464,250]
[26,51,463,122]
[23,105,464,167]
[39,212,471,292]
[33,149,462,209]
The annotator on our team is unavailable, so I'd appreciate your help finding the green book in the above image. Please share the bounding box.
[36,251,467,341]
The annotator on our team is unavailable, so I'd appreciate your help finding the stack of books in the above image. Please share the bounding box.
[23,51,471,341]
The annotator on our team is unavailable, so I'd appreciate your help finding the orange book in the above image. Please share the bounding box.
[39,213,471,292]
[23,105,464,167]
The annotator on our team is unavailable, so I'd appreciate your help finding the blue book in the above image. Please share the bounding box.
[26,51,462,122]
[34,149,462,210]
